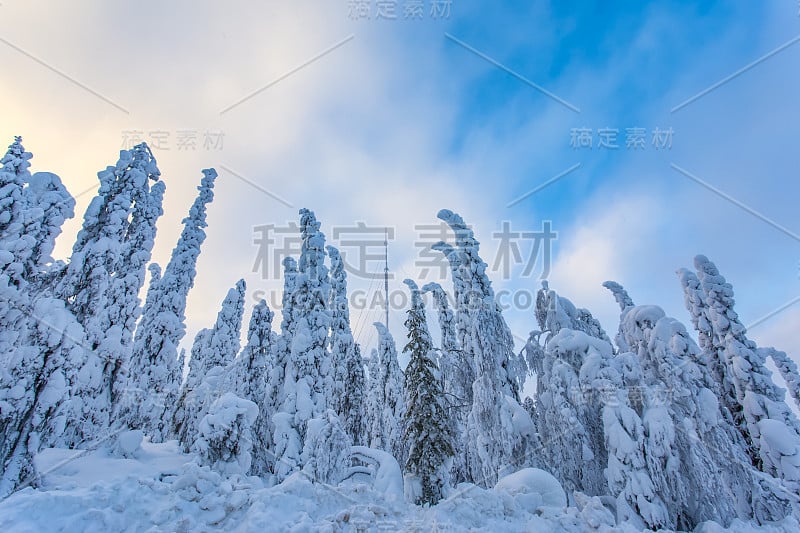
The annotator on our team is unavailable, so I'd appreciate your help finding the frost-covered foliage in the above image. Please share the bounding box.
[0,297,92,496]
[326,245,366,445]
[601,383,668,530]
[193,393,259,476]
[401,279,454,505]
[0,138,86,497]
[530,285,617,499]
[116,169,217,441]
[366,322,405,461]
[271,209,333,481]
[174,280,246,451]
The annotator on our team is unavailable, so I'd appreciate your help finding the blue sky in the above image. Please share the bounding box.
[1,1,798,383]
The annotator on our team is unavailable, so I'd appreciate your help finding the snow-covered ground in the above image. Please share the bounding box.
[1,439,797,532]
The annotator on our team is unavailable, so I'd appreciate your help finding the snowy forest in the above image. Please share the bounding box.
[1,137,800,532]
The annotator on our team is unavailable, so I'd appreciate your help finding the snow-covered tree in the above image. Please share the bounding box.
[601,381,669,530]
[54,143,161,440]
[0,137,35,359]
[115,168,217,441]
[271,209,333,480]
[693,255,800,487]
[602,280,634,353]
[0,137,32,250]
[401,279,454,505]
[174,279,246,451]
[761,347,800,411]
[433,210,532,486]
[677,267,731,401]
[0,297,92,496]
[105,177,165,401]
[193,393,259,476]
[326,245,366,445]
[21,172,75,281]
[422,281,471,484]
[301,409,352,484]
[618,304,759,529]
[435,210,525,399]
[365,322,405,461]
[536,327,611,497]
[220,299,276,476]
[536,281,612,345]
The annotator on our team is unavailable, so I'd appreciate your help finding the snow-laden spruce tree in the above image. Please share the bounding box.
[271,209,334,480]
[0,137,34,263]
[422,281,471,484]
[301,409,352,484]
[106,177,165,402]
[219,299,276,476]
[618,304,761,529]
[53,143,161,441]
[602,281,634,353]
[401,279,454,506]
[174,279,246,451]
[264,256,299,462]
[20,172,75,283]
[0,137,35,358]
[536,281,612,346]
[433,210,532,486]
[536,327,612,498]
[599,375,669,530]
[0,137,31,229]
[115,168,217,441]
[435,210,525,399]
[677,268,733,404]
[326,245,366,445]
[693,255,800,488]
[365,322,405,462]
[193,392,259,476]
[0,138,90,496]
[760,347,800,411]
[530,287,614,495]
[0,296,93,497]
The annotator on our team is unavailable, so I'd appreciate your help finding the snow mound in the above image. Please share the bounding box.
[110,429,144,458]
[4,442,800,532]
[494,467,567,508]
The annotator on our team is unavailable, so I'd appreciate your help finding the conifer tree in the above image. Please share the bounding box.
[116,169,217,440]
[54,144,161,439]
[364,321,405,462]
[220,299,276,476]
[272,209,334,480]
[326,245,366,444]
[401,279,454,505]
[173,280,246,450]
